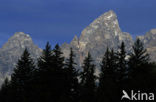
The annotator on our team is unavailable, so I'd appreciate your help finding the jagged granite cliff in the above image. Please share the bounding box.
[61,10,133,70]
[0,32,42,85]
[138,29,156,61]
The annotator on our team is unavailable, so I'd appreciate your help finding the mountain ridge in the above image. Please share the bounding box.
[0,10,156,85]
[0,32,42,85]
[61,10,133,69]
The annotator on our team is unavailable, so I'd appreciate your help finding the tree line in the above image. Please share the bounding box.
[0,39,156,102]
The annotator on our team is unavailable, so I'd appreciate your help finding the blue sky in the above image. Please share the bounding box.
[0,0,156,48]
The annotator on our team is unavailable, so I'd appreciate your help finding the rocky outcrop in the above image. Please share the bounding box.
[137,29,156,61]
[0,32,42,85]
[61,10,133,70]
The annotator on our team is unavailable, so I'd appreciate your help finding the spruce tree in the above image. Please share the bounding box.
[52,44,67,102]
[62,48,79,102]
[80,52,96,102]
[117,42,127,81]
[37,43,67,102]
[129,38,149,77]
[38,42,53,73]
[10,48,36,102]
[36,42,54,102]
[129,38,150,89]
[97,48,117,102]
[52,44,65,71]
[0,78,10,102]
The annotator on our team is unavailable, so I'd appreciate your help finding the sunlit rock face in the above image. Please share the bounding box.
[61,10,156,73]
[137,29,156,61]
[61,10,133,71]
[0,32,42,85]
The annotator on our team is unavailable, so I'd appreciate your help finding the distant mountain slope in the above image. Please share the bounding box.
[0,32,42,85]
[138,29,156,61]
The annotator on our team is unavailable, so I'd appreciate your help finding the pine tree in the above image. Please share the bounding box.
[62,48,79,102]
[10,48,36,102]
[117,42,127,81]
[37,43,67,102]
[97,48,117,102]
[38,42,53,73]
[52,44,65,71]
[0,78,10,102]
[36,42,54,102]
[129,38,150,89]
[51,44,69,102]
[80,52,96,102]
[129,38,149,77]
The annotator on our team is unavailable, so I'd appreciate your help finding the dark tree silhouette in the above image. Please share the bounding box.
[37,43,68,102]
[97,48,118,102]
[0,78,10,102]
[10,49,35,102]
[117,42,127,81]
[61,48,79,102]
[128,38,152,90]
[35,42,54,102]
[0,40,156,102]
[129,38,149,74]
[80,52,96,102]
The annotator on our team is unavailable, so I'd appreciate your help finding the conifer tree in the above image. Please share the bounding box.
[62,48,79,102]
[37,43,67,102]
[52,44,65,71]
[0,78,10,102]
[129,38,150,89]
[129,38,149,76]
[36,42,54,102]
[97,48,117,102]
[51,44,68,102]
[117,42,127,80]
[10,48,36,102]
[38,42,53,73]
[80,52,96,102]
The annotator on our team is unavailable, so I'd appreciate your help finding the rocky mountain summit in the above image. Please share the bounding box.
[62,10,156,72]
[61,10,133,69]
[0,32,42,85]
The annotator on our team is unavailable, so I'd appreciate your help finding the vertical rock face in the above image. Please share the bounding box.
[61,10,133,69]
[137,29,156,61]
[0,32,42,85]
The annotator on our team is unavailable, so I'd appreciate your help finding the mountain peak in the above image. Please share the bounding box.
[10,32,32,42]
[97,10,117,21]
[89,10,117,26]
[102,10,116,19]
[79,10,121,43]
[72,35,78,41]
[62,10,133,70]
[150,29,156,34]
[70,35,79,48]
[14,32,26,35]
[1,32,35,51]
[0,32,42,84]
[13,32,31,39]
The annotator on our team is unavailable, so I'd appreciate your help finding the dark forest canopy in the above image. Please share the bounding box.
[0,39,156,102]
